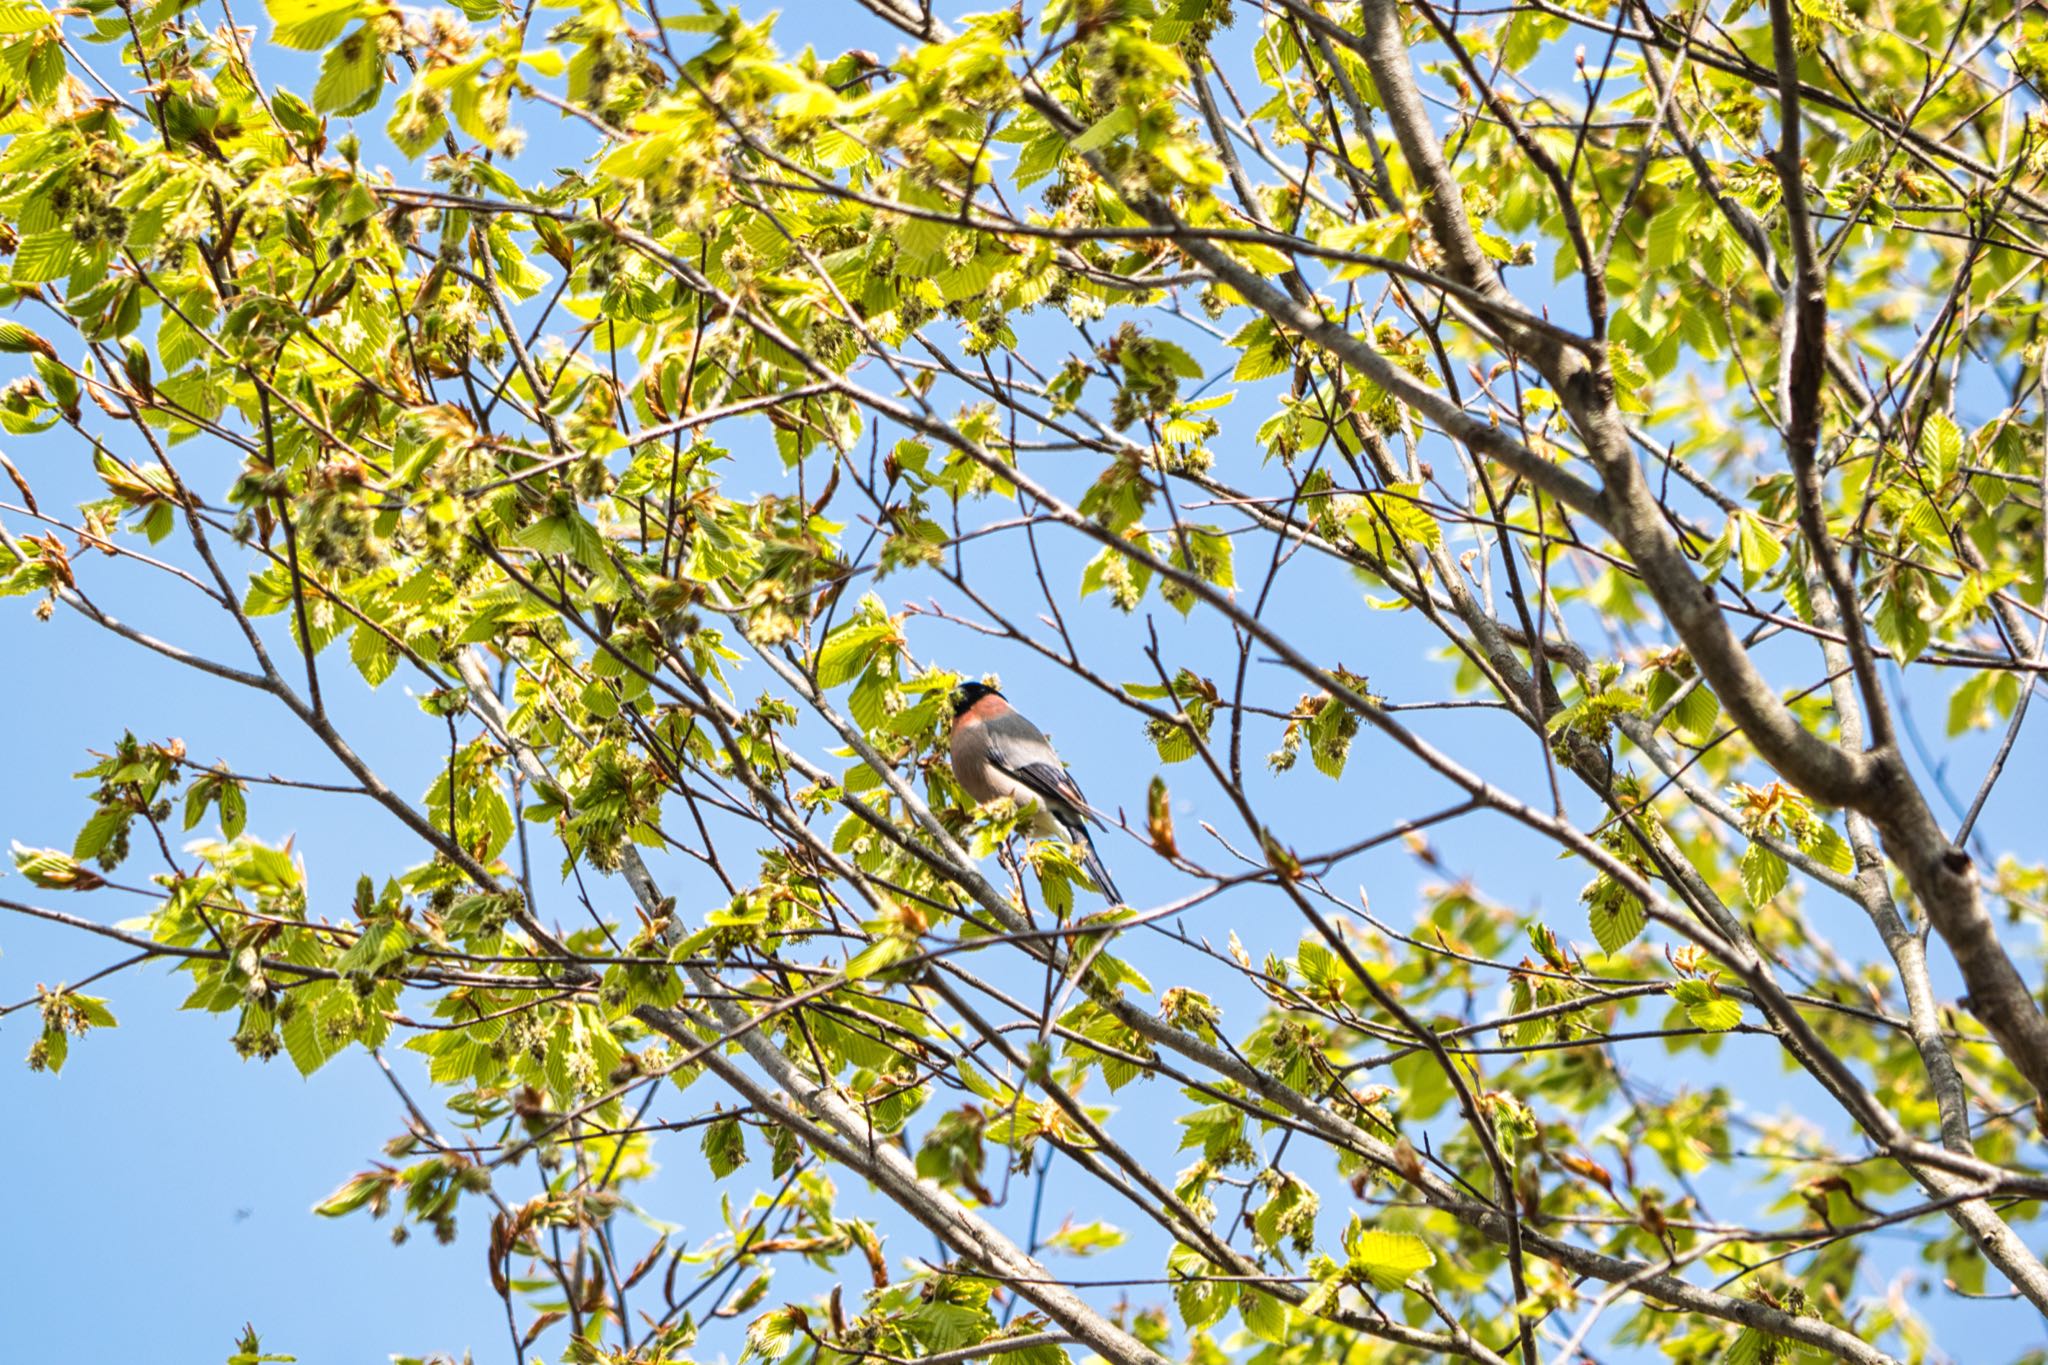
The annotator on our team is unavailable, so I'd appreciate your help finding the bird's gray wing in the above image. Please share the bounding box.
[978,711,1104,829]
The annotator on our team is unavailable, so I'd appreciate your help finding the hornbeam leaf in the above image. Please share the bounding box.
[1346,1227,1436,1291]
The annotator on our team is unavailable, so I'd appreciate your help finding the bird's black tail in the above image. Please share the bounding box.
[1068,825,1122,904]
[1043,845,1123,1038]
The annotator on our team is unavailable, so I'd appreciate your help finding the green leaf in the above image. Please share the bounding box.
[816,618,891,689]
[0,1,52,34]
[1740,843,1788,906]
[702,1114,747,1178]
[417,685,470,717]
[1344,484,1440,558]
[1920,411,1963,481]
[70,993,117,1028]
[312,1172,385,1217]
[11,231,74,284]
[1238,1287,1288,1343]
[1646,203,1690,270]
[0,320,56,357]
[1726,1327,1767,1365]
[269,87,324,142]
[1069,105,1134,154]
[1161,525,1235,616]
[1346,1226,1435,1291]
[1079,540,1152,611]
[845,934,915,980]
[1229,316,1291,381]
[1152,339,1205,380]
[1176,1102,1246,1160]
[388,85,448,158]
[280,986,348,1077]
[32,1025,67,1073]
[902,1302,986,1353]
[312,27,383,115]
[1803,823,1855,876]
[12,841,105,890]
[348,622,396,687]
[1732,511,1783,590]
[1672,979,1743,1032]
[1043,1220,1125,1256]
[1670,682,1720,744]
[1170,1246,1234,1330]
[72,805,128,861]
[1587,882,1645,955]
[265,0,364,49]
[1875,577,1932,665]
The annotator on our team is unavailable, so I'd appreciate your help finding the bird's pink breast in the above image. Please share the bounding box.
[951,693,1012,736]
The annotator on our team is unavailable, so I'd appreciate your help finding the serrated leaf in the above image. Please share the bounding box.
[72,805,128,861]
[1803,823,1855,876]
[349,622,396,687]
[1587,884,1645,955]
[816,619,890,689]
[1740,843,1788,906]
[281,985,338,1076]
[846,934,914,980]
[1069,105,1133,154]
[0,320,56,357]
[1725,1328,1767,1365]
[702,1114,747,1178]
[1670,682,1720,744]
[1875,578,1932,665]
[1920,412,1962,480]
[1344,484,1440,558]
[265,0,364,49]
[11,231,74,284]
[1346,1227,1435,1291]
[1152,339,1205,380]
[1229,316,1291,381]
[312,27,383,115]
[1672,979,1743,1032]
[0,0,50,33]
[1238,1287,1288,1343]
[1733,511,1783,590]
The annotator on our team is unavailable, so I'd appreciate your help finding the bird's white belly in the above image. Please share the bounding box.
[981,769,1064,836]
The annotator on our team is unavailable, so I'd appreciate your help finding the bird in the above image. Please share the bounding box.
[948,680,1121,904]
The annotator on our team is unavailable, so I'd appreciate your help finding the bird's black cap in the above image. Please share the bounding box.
[949,680,1002,717]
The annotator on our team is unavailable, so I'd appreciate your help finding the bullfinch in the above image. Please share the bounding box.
[948,680,1122,903]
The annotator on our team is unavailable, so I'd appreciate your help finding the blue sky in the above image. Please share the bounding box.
[2,3,2045,1362]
